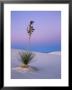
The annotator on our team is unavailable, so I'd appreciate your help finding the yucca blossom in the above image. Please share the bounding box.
[27,20,35,40]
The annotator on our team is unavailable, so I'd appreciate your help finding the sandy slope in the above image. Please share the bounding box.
[11,49,61,79]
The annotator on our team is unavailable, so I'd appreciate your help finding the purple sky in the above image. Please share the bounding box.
[11,11,61,52]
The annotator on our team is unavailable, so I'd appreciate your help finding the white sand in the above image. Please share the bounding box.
[11,49,61,79]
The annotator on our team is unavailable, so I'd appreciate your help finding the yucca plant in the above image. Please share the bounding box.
[19,52,34,68]
[19,20,35,69]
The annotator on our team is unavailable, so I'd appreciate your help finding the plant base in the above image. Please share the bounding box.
[20,64,29,68]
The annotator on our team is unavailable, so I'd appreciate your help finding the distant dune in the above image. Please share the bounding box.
[11,49,61,79]
[49,51,61,55]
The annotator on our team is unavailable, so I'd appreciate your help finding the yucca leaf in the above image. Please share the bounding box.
[19,52,35,65]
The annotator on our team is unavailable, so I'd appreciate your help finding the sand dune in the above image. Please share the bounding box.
[11,49,61,79]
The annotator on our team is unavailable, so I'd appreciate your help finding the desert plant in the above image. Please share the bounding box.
[19,20,35,68]
[19,52,35,68]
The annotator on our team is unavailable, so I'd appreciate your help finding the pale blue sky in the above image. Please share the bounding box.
[11,11,61,52]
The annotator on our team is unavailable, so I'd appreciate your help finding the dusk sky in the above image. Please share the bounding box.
[11,11,61,52]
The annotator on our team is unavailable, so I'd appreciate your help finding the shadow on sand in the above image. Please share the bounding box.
[12,65,39,73]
